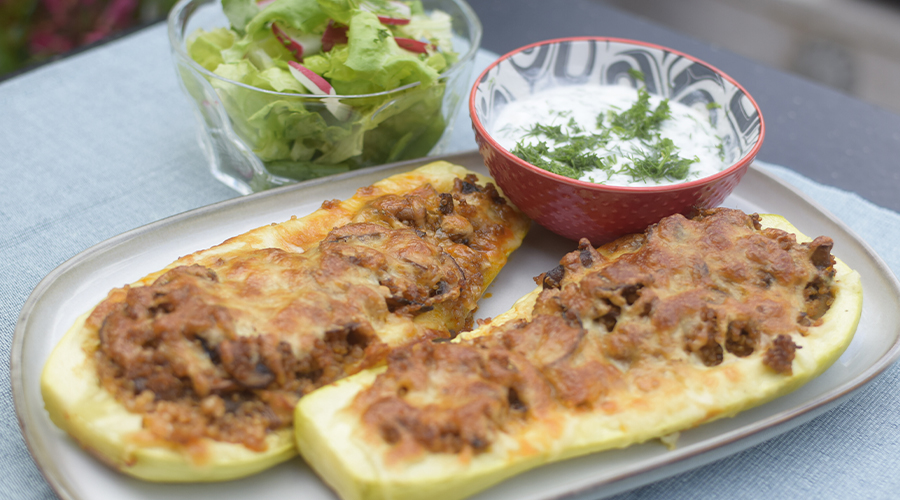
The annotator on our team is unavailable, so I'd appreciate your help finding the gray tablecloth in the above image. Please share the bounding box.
[2,21,899,500]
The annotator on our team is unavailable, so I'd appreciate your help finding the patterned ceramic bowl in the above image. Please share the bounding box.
[470,37,764,244]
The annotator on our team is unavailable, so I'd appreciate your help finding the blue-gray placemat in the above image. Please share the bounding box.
[2,22,900,500]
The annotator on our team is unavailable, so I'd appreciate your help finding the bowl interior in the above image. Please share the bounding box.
[472,38,762,174]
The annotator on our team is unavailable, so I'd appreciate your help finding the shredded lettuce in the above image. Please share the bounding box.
[187,29,235,73]
[186,0,457,183]
[394,10,454,62]
[315,0,357,24]
[221,0,259,34]
[244,0,329,36]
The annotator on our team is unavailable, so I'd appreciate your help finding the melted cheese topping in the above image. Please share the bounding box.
[353,208,839,456]
[71,163,528,452]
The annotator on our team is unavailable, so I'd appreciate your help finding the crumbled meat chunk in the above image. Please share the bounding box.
[804,276,835,321]
[537,265,565,289]
[725,321,758,357]
[685,308,724,367]
[438,193,454,215]
[455,174,482,194]
[764,334,800,374]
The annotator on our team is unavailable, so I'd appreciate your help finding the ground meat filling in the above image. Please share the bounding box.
[356,208,838,456]
[763,334,800,375]
[89,176,517,451]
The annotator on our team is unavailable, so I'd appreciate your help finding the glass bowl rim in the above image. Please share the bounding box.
[167,0,483,99]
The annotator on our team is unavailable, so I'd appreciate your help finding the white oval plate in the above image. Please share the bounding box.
[12,151,900,500]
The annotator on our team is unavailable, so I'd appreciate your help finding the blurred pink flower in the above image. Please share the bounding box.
[27,0,139,57]
[2,0,175,75]
[86,0,139,43]
[28,30,75,55]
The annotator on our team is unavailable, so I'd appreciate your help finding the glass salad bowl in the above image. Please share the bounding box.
[168,0,482,194]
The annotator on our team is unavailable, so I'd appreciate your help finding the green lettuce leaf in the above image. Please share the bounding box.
[222,0,260,33]
[221,28,294,71]
[316,0,359,24]
[244,0,328,36]
[393,9,454,59]
[186,28,236,71]
[340,11,439,92]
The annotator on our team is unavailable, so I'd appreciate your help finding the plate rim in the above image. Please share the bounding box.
[11,151,900,500]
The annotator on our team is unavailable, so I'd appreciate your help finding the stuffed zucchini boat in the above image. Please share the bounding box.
[294,209,863,500]
[41,161,530,482]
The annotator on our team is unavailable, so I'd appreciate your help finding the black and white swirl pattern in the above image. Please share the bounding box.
[474,39,762,164]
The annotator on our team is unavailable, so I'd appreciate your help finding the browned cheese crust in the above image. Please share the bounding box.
[86,173,524,452]
[353,208,838,459]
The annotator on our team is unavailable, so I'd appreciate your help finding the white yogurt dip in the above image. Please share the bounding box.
[490,84,726,187]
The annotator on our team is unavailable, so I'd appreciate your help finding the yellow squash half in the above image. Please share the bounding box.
[294,212,863,500]
[41,161,529,482]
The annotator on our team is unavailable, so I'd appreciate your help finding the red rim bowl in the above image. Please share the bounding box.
[470,37,765,244]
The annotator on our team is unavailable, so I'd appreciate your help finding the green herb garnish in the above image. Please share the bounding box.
[512,119,613,180]
[567,117,583,134]
[621,138,695,182]
[508,72,714,184]
[511,140,551,168]
[607,87,671,140]
[523,123,567,142]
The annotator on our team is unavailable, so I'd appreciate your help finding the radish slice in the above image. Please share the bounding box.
[360,0,411,25]
[256,0,275,8]
[272,22,322,61]
[288,61,332,94]
[394,37,431,53]
[321,20,348,52]
[376,15,410,25]
[288,61,352,121]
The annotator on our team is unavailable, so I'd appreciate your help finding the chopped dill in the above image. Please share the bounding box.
[512,125,612,179]
[511,140,552,169]
[568,130,610,152]
[523,123,567,142]
[567,117,583,134]
[620,138,695,182]
[607,87,671,140]
[508,74,716,184]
